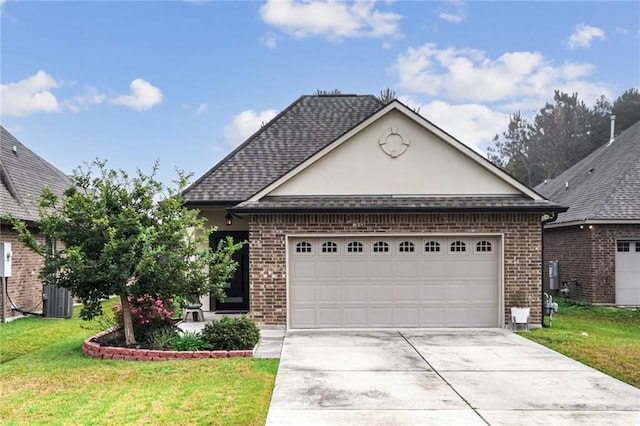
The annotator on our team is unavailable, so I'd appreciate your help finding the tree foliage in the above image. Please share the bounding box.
[8,160,243,345]
[378,87,397,104]
[489,88,640,186]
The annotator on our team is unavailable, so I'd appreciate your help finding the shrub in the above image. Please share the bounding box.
[149,326,179,350]
[168,331,210,351]
[201,316,260,351]
[112,295,176,344]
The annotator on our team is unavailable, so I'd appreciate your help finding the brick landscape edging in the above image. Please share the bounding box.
[83,328,254,361]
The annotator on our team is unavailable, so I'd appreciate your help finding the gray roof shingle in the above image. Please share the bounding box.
[536,120,640,224]
[0,126,72,222]
[231,195,565,213]
[183,95,385,203]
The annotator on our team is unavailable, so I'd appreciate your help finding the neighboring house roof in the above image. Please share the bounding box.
[185,94,564,215]
[536,120,640,226]
[0,126,72,222]
[183,95,385,203]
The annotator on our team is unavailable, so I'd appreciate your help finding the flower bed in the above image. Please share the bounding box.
[83,328,254,361]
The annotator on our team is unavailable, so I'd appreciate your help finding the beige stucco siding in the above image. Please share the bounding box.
[270,110,521,197]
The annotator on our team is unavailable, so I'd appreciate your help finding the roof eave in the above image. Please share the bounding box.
[545,218,640,229]
[229,205,568,215]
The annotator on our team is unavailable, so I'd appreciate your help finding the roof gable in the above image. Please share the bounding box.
[252,101,543,202]
[536,120,640,225]
[182,95,385,203]
[0,126,72,222]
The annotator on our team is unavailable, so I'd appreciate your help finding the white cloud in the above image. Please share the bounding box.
[0,70,60,117]
[402,97,509,154]
[223,109,277,147]
[259,0,402,41]
[393,43,610,107]
[195,103,208,116]
[615,27,630,36]
[568,24,606,49]
[261,32,278,48]
[63,86,106,112]
[111,79,163,111]
[437,1,466,24]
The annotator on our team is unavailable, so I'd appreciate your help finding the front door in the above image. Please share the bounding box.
[210,231,249,312]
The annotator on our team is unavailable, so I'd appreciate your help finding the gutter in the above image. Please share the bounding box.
[540,212,559,328]
[229,205,569,215]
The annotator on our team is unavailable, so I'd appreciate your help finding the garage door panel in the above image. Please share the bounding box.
[289,237,500,328]
[616,241,640,305]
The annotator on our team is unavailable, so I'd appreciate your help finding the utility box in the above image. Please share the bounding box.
[0,242,12,278]
[549,260,559,290]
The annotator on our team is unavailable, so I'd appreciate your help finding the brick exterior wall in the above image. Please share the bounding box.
[248,212,543,328]
[1,224,45,319]
[543,224,640,304]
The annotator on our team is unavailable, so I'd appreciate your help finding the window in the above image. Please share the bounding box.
[321,241,338,253]
[636,243,640,253]
[617,241,630,252]
[296,241,312,253]
[450,241,466,252]
[347,241,363,253]
[424,241,440,253]
[399,241,415,253]
[476,241,492,253]
[373,241,389,253]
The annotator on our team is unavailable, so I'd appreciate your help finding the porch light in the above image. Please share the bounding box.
[225,214,233,226]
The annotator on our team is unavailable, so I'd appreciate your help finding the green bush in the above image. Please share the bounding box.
[201,316,260,351]
[168,330,210,351]
[149,326,179,350]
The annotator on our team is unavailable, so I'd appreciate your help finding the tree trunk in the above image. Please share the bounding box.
[120,294,137,345]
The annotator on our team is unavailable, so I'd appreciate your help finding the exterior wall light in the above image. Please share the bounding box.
[225,214,233,226]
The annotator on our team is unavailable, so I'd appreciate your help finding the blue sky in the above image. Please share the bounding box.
[1,0,638,188]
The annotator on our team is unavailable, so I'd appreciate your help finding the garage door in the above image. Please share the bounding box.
[289,236,500,328]
[616,240,640,306]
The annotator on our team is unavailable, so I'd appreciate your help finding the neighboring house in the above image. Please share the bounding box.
[0,126,72,320]
[183,95,565,329]
[536,120,640,306]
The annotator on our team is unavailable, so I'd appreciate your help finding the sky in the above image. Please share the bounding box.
[1,0,639,188]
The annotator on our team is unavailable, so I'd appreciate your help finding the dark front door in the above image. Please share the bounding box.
[210,231,249,312]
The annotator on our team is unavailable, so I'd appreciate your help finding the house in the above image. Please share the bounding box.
[183,95,565,329]
[536,120,640,306]
[0,126,72,321]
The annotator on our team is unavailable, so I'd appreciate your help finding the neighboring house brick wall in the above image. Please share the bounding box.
[249,212,543,327]
[1,224,45,319]
[543,224,640,304]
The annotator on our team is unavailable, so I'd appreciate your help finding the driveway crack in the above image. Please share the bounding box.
[397,330,491,426]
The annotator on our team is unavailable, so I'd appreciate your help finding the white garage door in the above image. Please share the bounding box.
[616,240,640,306]
[289,236,500,328]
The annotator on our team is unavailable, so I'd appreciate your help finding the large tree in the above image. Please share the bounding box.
[487,111,541,186]
[8,160,242,345]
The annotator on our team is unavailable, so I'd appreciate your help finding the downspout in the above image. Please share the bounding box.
[540,212,558,328]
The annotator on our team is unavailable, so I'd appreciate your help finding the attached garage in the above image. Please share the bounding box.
[289,236,501,328]
[616,240,640,306]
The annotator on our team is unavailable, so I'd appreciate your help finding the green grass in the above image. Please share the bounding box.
[0,299,279,425]
[524,301,640,388]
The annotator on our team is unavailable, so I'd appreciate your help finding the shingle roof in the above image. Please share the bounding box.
[535,120,640,224]
[0,126,72,222]
[182,95,385,203]
[231,195,565,213]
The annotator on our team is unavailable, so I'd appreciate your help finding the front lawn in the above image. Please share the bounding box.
[524,300,640,388]
[0,300,278,425]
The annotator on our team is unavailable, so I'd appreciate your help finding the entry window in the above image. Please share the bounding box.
[296,241,312,253]
[450,241,466,253]
[617,241,630,252]
[347,241,363,253]
[373,241,389,253]
[476,241,492,253]
[399,241,415,253]
[636,243,640,252]
[424,241,440,253]
[321,241,338,253]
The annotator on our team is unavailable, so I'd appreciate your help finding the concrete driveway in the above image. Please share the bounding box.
[266,329,640,425]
